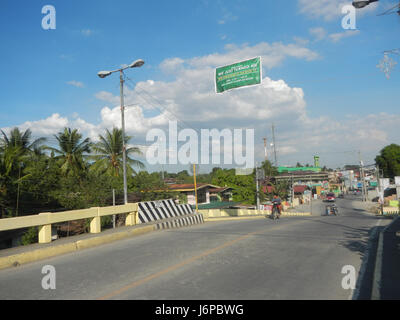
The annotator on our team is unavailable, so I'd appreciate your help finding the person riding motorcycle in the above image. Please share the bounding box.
[271,194,282,217]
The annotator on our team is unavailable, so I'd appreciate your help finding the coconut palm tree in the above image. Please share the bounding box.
[45,127,91,176]
[0,128,46,216]
[0,127,46,152]
[90,128,144,177]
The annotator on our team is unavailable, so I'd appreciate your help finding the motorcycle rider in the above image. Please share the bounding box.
[272,194,282,217]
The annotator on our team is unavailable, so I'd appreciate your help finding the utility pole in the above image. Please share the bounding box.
[291,174,294,208]
[98,59,145,205]
[376,165,383,215]
[358,151,367,202]
[263,138,268,161]
[256,162,260,210]
[272,124,277,167]
[309,175,313,214]
[193,164,198,212]
[120,70,128,205]
[112,189,116,228]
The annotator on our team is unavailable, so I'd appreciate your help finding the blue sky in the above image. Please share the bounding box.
[0,0,399,172]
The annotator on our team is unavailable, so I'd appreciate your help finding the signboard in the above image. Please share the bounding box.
[380,178,390,190]
[215,57,262,93]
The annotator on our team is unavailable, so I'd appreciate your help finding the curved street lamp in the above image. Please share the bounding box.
[97,59,145,204]
[352,0,379,8]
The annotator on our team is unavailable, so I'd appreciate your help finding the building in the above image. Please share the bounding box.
[165,183,222,206]
[274,169,329,184]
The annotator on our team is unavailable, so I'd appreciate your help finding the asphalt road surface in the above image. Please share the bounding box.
[0,196,390,300]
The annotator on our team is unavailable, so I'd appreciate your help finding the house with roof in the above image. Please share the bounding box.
[165,183,220,206]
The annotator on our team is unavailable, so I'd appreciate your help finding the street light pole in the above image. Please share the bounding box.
[120,70,128,204]
[98,59,145,205]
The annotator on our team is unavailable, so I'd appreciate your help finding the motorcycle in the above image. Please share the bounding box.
[270,203,281,220]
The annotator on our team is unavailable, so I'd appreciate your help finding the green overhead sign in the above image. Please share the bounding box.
[215,57,262,93]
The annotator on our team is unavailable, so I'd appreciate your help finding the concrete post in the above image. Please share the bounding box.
[90,208,101,233]
[90,216,101,234]
[38,212,52,243]
[125,212,136,226]
[38,224,52,243]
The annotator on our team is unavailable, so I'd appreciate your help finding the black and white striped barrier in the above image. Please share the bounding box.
[138,199,204,231]
[137,199,199,224]
[154,214,204,230]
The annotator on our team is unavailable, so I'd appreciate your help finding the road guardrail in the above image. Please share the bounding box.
[0,204,138,244]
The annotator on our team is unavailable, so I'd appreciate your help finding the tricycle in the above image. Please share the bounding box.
[325,204,338,216]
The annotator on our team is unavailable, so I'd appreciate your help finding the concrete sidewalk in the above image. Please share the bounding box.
[0,223,157,270]
[377,216,400,299]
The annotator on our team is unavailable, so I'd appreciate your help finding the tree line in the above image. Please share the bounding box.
[0,125,288,219]
[0,127,146,218]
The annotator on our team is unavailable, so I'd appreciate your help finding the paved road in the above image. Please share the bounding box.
[0,196,390,300]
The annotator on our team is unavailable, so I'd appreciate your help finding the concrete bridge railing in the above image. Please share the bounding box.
[0,204,138,244]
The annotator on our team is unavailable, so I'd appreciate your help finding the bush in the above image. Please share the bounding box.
[21,227,38,245]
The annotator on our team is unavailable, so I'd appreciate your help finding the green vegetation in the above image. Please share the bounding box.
[375,144,400,180]
[0,126,290,225]
[0,127,145,219]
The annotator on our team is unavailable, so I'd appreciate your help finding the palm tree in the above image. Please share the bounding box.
[0,127,46,162]
[0,128,46,216]
[45,128,91,176]
[90,128,145,177]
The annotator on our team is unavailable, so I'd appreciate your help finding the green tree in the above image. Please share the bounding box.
[261,160,278,178]
[130,171,177,201]
[90,128,144,177]
[45,128,91,176]
[0,147,20,216]
[0,128,46,217]
[375,144,400,179]
[0,128,46,156]
[21,151,61,212]
[211,168,256,204]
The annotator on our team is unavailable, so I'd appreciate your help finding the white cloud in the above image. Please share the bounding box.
[218,11,238,24]
[309,27,327,41]
[329,30,360,42]
[81,29,93,37]
[298,0,378,21]
[159,57,185,74]
[4,41,399,169]
[67,80,85,88]
[187,42,319,70]
[308,27,360,43]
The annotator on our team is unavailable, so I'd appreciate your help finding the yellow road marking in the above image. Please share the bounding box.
[97,219,307,300]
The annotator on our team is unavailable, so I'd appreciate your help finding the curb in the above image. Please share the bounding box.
[204,212,311,222]
[281,212,312,216]
[204,216,266,222]
[371,216,400,300]
[0,225,154,270]
[154,214,204,230]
